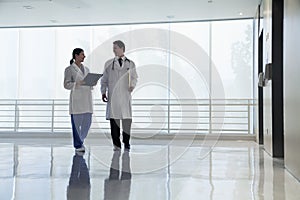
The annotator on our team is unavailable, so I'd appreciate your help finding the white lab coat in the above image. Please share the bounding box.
[64,63,93,115]
[101,57,138,120]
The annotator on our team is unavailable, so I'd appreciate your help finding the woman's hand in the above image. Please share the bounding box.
[91,81,98,86]
[76,80,85,86]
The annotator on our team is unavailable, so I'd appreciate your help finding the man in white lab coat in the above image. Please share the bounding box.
[101,40,138,151]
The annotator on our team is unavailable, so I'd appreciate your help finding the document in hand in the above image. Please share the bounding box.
[82,73,103,86]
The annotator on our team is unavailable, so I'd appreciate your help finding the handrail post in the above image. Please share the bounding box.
[168,101,170,134]
[14,100,18,132]
[209,99,212,134]
[248,99,250,134]
[51,100,55,133]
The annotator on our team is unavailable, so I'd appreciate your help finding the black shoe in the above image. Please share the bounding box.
[124,144,130,151]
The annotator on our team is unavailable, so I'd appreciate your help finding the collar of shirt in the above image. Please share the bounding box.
[116,56,125,60]
[72,63,85,74]
[115,56,125,68]
[79,65,85,74]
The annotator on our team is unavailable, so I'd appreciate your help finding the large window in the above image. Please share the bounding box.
[0,20,253,100]
[0,19,254,134]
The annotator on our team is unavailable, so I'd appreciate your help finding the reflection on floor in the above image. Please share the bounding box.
[0,138,299,200]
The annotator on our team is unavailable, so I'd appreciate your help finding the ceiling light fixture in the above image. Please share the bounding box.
[50,19,58,23]
[239,12,243,16]
[23,5,34,9]
[166,15,174,19]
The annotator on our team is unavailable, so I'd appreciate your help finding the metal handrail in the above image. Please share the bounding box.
[0,99,257,134]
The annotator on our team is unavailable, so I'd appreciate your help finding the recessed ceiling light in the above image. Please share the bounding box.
[166,15,174,19]
[239,12,243,16]
[23,5,34,9]
[50,19,58,23]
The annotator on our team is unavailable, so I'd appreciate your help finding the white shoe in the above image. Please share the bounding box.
[113,145,121,151]
[75,146,85,152]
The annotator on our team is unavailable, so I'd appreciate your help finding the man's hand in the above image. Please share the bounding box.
[102,94,108,102]
[129,86,134,92]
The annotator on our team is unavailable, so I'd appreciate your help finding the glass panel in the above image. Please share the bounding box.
[211,20,253,99]
[18,28,56,99]
[169,22,210,133]
[0,29,18,99]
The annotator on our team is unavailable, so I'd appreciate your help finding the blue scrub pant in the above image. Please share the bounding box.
[67,154,90,199]
[71,113,92,149]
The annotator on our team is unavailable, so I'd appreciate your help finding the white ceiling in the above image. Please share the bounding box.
[0,0,260,28]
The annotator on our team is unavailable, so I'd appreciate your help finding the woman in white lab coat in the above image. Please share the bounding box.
[64,48,95,152]
[101,40,138,151]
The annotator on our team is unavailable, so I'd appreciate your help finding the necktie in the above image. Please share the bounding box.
[118,58,123,67]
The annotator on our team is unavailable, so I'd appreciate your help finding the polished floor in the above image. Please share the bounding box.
[0,137,299,200]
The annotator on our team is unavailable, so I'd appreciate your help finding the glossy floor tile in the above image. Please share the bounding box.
[0,139,299,200]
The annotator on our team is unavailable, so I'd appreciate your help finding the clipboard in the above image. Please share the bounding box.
[82,73,103,86]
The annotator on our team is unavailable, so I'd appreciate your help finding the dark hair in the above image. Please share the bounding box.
[113,40,125,52]
[70,48,84,65]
